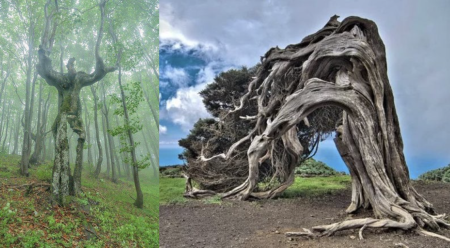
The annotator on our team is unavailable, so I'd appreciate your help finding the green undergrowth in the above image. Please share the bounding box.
[0,154,159,247]
[419,164,450,183]
[281,175,351,198]
[160,177,187,204]
[160,175,351,205]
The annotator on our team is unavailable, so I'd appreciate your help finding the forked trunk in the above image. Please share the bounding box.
[198,16,450,241]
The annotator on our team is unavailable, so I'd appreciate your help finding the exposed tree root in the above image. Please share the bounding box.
[4,183,51,189]
[183,190,217,199]
[184,15,450,242]
[286,206,450,241]
[417,228,450,242]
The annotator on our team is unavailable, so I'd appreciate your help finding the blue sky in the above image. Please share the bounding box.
[159,0,450,178]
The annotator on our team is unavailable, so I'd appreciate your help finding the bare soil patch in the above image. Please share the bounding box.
[160,181,450,248]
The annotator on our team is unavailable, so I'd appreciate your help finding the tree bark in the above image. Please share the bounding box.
[20,20,36,177]
[101,112,111,176]
[107,7,143,208]
[52,112,70,205]
[82,97,93,167]
[30,81,45,164]
[119,64,143,208]
[114,115,130,178]
[90,86,103,178]
[199,16,450,240]
[36,0,116,205]
[100,82,117,182]
[1,101,11,152]
[12,112,22,155]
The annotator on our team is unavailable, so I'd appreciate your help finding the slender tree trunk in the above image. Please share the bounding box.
[12,112,21,155]
[141,129,157,177]
[7,112,15,154]
[140,80,159,131]
[118,64,143,208]
[20,21,36,176]
[101,113,111,177]
[114,115,130,178]
[30,81,44,164]
[83,98,93,167]
[0,98,6,143]
[113,139,121,177]
[41,93,51,162]
[90,86,103,178]
[100,84,117,182]
[1,101,11,152]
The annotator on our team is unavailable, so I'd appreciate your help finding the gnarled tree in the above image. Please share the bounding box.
[195,16,450,241]
[36,0,116,205]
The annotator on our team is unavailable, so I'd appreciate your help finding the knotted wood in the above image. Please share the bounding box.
[197,16,450,240]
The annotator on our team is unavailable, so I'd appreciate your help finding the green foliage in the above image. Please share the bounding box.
[113,215,159,247]
[160,176,352,204]
[111,81,145,116]
[34,162,53,182]
[18,230,46,248]
[282,175,351,198]
[0,155,159,247]
[442,169,450,183]
[0,203,17,245]
[418,164,450,182]
[0,203,47,247]
[110,81,151,170]
[159,178,187,205]
[160,167,183,178]
[203,195,222,205]
[179,67,257,163]
[295,158,341,177]
[61,94,72,112]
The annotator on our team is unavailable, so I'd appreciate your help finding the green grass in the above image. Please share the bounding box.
[160,175,352,205]
[0,154,159,247]
[281,175,351,198]
[160,177,187,204]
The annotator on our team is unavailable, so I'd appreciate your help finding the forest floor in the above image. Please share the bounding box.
[160,177,450,248]
[0,154,159,247]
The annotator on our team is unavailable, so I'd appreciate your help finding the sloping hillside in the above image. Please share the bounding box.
[0,154,159,247]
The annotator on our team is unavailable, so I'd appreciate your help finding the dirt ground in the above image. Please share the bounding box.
[160,181,450,248]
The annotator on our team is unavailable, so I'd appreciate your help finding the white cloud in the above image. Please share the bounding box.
[160,18,199,48]
[165,83,211,132]
[160,0,450,158]
[162,66,190,87]
[160,125,168,134]
[159,140,180,149]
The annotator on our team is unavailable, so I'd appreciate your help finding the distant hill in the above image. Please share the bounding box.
[418,164,450,183]
[295,158,344,177]
[160,165,184,178]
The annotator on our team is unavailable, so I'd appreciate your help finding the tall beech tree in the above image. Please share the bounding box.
[195,16,450,241]
[36,0,117,205]
[90,85,103,178]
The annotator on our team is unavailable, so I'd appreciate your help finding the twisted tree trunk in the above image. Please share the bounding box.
[199,16,450,241]
[36,0,116,205]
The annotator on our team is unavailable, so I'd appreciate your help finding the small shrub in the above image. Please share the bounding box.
[443,169,450,183]
[295,158,338,177]
[159,166,183,178]
[0,203,18,246]
[418,164,450,182]
[35,163,53,182]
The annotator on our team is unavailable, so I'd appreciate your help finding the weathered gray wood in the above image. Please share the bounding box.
[197,16,449,241]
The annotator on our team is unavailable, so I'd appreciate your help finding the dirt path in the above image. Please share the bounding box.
[160,181,450,248]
